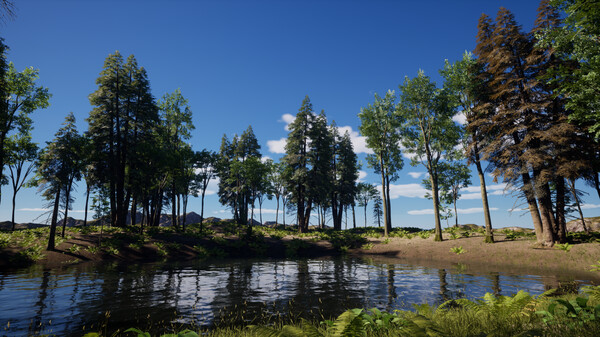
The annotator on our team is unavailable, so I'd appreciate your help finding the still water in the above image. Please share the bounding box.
[0,257,597,336]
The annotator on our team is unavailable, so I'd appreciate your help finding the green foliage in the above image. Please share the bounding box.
[284,238,309,257]
[86,245,100,254]
[67,244,81,254]
[536,296,600,327]
[590,261,600,272]
[125,327,199,337]
[12,244,44,263]
[361,243,374,250]
[0,232,11,248]
[449,246,465,255]
[418,231,432,239]
[555,243,573,252]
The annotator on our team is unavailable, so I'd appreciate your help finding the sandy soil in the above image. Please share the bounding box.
[350,233,600,283]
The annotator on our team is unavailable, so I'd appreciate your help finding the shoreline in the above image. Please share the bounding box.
[1,224,600,283]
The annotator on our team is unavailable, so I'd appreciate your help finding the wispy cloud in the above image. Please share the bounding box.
[380,183,429,199]
[463,183,507,193]
[358,170,367,182]
[18,208,51,212]
[408,207,499,215]
[581,203,600,210]
[18,208,87,213]
[408,172,427,179]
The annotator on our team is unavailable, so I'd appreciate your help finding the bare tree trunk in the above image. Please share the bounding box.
[380,158,389,236]
[83,185,90,227]
[62,178,74,238]
[352,204,356,229]
[275,195,279,225]
[568,178,588,234]
[474,151,493,242]
[555,177,567,243]
[47,188,61,250]
[521,172,545,244]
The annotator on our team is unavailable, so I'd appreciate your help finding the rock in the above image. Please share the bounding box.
[567,217,600,232]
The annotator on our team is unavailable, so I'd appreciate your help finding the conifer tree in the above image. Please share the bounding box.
[283,96,315,233]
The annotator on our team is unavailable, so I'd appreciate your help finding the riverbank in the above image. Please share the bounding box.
[1,222,600,281]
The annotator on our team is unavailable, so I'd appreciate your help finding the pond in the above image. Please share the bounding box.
[0,257,597,336]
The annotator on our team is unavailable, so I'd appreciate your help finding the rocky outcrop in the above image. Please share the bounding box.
[567,217,600,232]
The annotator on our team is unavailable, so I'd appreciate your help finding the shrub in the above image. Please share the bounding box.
[450,246,465,254]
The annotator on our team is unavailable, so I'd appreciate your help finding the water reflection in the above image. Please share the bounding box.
[0,257,597,336]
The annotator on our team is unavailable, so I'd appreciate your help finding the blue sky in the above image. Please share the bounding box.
[2,0,599,228]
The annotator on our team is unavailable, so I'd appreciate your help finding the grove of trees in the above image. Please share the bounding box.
[0,0,598,250]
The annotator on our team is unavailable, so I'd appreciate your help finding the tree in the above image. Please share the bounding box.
[358,91,404,236]
[158,88,195,230]
[372,194,383,227]
[538,0,600,139]
[6,125,37,231]
[329,128,359,230]
[269,161,287,225]
[192,149,217,227]
[284,96,335,233]
[0,43,50,204]
[397,70,462,242]
[0,0,15,24]
[35,114,83,250]
[87,52,158,228]
[441,52,496,242]
[356,182,378,228]
[216,126,262,229]
[423,161,471,227]
[57,113,84,237]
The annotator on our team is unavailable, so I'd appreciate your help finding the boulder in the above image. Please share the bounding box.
[567,217,600,232]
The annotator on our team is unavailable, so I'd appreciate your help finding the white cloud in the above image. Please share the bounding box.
[261,156,272,163]
[408,209,435,215]
[385,183,429,199]
[458,207,499,214]
[205,177,220,196]
[463,183,507,193]
[336,125,373,154]
[408,207,499,215]
[358,170,367,182]
[18,208,51,212]
[280,113,296,131]
[267,138,287,154]
[581,203,600,210]
[452,111,467,125]
[408,172,426,179]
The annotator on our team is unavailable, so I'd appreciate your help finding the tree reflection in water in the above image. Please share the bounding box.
[0,257,593,336]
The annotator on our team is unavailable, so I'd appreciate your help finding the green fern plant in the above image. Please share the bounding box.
[555,243,572,252]
[450,246,465,254]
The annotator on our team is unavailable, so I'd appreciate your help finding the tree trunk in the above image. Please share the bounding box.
[568,178,588,234]
[352,204,356,229]
[555,177,567,243]
[171,187,177,230]
[474,150,494,243]
[62,178,74,238]
[47,188,61,250]
[182,194,188,232]
[275,195,279,225]
[430,172,443,242]
[83,184,90,227]
[521,172,545,244]
[380,157,389,236]
[11,187,17,231]
[364,203,368,228]
[200,190,206,228]
[532,170,555,246]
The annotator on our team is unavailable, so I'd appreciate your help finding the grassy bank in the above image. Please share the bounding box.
[1,222,600,279]
[77,287,600,336]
